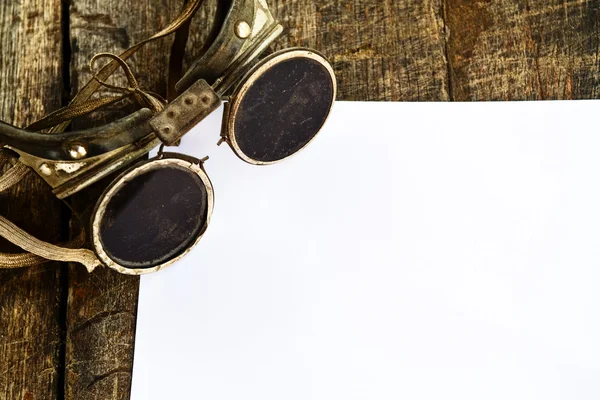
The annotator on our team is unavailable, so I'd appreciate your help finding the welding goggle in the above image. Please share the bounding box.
[0,0,336,274]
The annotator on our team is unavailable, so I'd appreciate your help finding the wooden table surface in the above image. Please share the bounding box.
[1,0,599,398]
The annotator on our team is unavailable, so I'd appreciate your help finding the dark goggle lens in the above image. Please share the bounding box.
[91,155,213,274]
[226,49,336,164]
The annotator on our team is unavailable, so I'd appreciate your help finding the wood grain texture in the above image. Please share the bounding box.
[445,0,600,100]
[0,1,66,400]
[270,0,450,101]
[64,1,184,398]
[185,0,451,101]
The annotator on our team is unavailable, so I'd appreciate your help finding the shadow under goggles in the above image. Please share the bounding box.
[0,0,336,275]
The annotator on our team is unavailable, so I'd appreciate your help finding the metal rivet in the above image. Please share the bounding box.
[167,111,176,118]
[39,163,52,176]
[68,144,87,159]
[201,95,210,104]
[184,97,195,105]
[162,126,172,134]
[235,21,251,39]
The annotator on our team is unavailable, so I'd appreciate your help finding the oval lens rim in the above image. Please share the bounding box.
[225,48,337,165]
[90,155,214,276]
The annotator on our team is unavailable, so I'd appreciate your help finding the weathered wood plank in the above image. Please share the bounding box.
[445,0,600,100]
[270,0,450,101]
[185,0,450,101]
[64,1,183,398]
[0,1,66,399]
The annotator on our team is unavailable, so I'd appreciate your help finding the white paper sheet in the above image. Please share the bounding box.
[132,101,600,400]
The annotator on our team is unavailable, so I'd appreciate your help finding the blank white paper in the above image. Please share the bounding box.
[131,101,600,400]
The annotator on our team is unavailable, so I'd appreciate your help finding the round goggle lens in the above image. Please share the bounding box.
[92,155,213,273]
[228,49,336,164]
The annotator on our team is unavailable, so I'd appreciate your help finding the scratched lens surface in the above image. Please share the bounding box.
[98,164,208,269]
[233,56,335,163]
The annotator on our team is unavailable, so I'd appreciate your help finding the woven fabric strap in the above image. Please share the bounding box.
[0,216,99,272]
[0,151,92,269]
[0,162,30,192]
[0,223,88,269]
